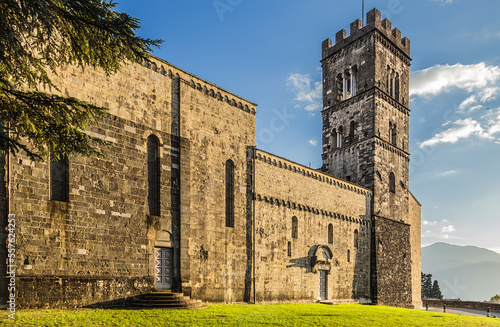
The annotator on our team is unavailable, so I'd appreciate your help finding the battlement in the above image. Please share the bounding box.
[322,8,410,60]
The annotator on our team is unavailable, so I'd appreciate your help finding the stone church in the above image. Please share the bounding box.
[1,8,421,308]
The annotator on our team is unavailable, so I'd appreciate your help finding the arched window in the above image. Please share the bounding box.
[389,123,397,146]
[292,216,298,239]
[395,73,400,101]
[225,160,235,227]
[337,126,343,148]
[389,172,396,194]
[387,66,392,95]
[349,121,356,144]
[328,224,334,244]
[147,135,160,216]
[51,155,69,202]
[354,229,359,248]
[344,69,351,100]
[392,124,397,146]
[350,66,358,97]
[287,241,292,257]
[347,249,351,263]
[336,74,343,102]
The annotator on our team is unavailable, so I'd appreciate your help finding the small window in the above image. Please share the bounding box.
[336,74,343,102]
[354,229,359,248]
[347,249,351,263]
[292,216,298,239]
[389,123,397,146]
[225,160,235,227]
[287,241,292,257]
[389,172,396,194]
[349,121,356,144]
[147,135,161,216]
[395,73,400,101]
[51,155,69,202]
[328,224,333,244]
[336,126,343,148]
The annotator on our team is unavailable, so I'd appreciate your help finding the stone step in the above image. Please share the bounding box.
[127,292,206,310]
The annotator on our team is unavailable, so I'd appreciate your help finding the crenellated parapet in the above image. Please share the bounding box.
[322,8,410,61]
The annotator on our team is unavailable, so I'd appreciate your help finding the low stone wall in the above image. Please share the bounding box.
[17,276,154,308]
[423,299,500,313]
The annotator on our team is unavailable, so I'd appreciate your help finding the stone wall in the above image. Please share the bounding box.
[409,192,422,308]
[253,150,372,303]
[372,216,412,307]
[1,55,257,307]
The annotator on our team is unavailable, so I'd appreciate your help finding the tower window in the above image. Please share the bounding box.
[287,241,292,257]
[292,216,298,239]
[347,249,351,263]
[350,66,358,97]
[354,229,359,248]
[332,128,337,149]
[349,121,357,144]
[336,126,343,148]
[328,224,333,244]
[225,160,235,227]
[147,135,161,216]
[389,123,397,146]
[51,155,69,202]
[336,74,343,102]
[387,66,392,96]
[389,172,396,194]
[395,73,400,101]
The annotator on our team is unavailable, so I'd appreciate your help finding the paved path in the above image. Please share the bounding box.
[422,306,500,318]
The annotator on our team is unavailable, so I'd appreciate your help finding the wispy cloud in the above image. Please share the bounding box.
[432,0,455,4]
[287,73,322,112]
[420,118,489,147]
[410,63,500,97]
[308,139,318,146]
[436,170,458,177]
[422,219,458,240]
[420,108,500,147]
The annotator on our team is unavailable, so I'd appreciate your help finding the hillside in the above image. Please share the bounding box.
[422,242,500,301]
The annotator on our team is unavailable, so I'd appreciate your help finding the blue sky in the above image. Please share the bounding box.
[115,0,500,253]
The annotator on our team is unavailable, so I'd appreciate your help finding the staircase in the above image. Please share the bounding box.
[129,290,206,309]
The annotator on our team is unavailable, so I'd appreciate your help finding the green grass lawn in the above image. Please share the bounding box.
[1,303,500,327]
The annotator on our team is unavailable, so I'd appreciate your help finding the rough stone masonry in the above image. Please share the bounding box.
[0,8,421,309]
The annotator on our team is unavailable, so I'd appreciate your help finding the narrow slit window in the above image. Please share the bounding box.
[354,229,359,248]
[287,241,292,257]
[147,135,161,216]
[225,160,235,227]
[51,155,69,202]
[328,224,333,244]
[389,172,396,194]
[292,216,298,239]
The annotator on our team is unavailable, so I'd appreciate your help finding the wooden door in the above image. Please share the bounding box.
[319,270,328,300]
[155,247,173,290]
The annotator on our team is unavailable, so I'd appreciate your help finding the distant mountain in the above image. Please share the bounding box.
[422,242,500,301]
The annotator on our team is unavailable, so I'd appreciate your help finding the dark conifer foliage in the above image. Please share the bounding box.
[0,0,161,160]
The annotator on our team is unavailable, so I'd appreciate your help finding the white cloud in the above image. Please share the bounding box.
[422,220,437,226]
[410,63,500,97]
[436,170,458,177]
[432,0,455,4]
[420,118,489,148]
[308,139,318,146]
[458,95,477,111]
[479,87,500,102]
[441,225,456,234]
[469,105,483,112]
[287,73,322,112]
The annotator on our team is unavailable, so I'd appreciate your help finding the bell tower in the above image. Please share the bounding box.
[321,8,415,307]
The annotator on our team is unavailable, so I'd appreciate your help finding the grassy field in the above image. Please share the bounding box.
[1,303,500,326]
